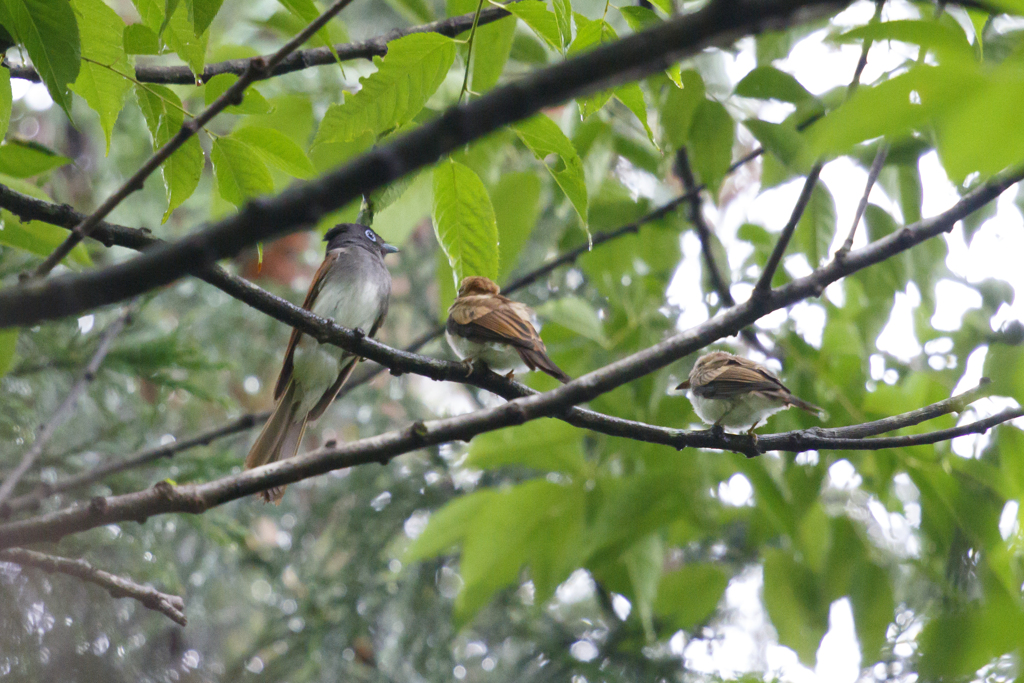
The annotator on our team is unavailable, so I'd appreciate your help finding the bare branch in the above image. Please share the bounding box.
[0,0,854,328]
[752,161,823,296]
[836,144,887,258]
[0,548,186,626]
[31,0,358,278]
[0,305,136,507]
[7,4,516,86]
[1,413,266,518]
[1,164,1021,549]
[673,147,770,355]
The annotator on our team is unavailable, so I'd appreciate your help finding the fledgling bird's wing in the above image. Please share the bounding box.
[273,250,339,400]
[698,356,823,416]
[694,358,785,398]
[448,294,571,383]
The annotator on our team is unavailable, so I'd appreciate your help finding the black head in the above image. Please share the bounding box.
[323,223,399,258]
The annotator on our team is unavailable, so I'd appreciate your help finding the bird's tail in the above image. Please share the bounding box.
[786,395,828,421]
[244,382,308,504]
[518,346,571,384]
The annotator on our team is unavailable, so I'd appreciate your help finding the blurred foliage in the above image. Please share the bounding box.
[0,0,1024,682]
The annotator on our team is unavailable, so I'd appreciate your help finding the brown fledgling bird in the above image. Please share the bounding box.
[245,224,398,503]
[445,276,571,383]
[676,351,824,433]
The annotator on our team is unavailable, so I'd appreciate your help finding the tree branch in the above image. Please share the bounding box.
[753,161,823,296]
[6,4,516,86]
[0,304,136,507]
[1,163,1021,549]
[30,0,358,278]
[673,146,770,355]
[836,144,887,258]
[0,547,186,626]
[0,0,853,327]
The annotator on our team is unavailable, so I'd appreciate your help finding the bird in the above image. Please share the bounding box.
[445,276,571,383]
[245,223,398,503]
[676,351,824,433]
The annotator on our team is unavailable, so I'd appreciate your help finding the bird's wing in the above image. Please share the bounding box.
[697,361,788,398]
[274,250,338,400]
[449,295,540,350]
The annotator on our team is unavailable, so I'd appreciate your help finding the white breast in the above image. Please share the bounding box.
[445,331,526,375]
[689,392,790,432]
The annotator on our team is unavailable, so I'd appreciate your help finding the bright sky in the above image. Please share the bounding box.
[11,0,1024,678]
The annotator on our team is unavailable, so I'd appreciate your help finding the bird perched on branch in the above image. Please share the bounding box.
[245,223,398,503]
[446,276,571,383]
[676,351,824,433]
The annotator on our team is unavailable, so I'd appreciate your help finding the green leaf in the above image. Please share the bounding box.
[653,563,728,631]
[735,65,815,103]
[277,0,336,61]
[211,137,274,207]
[471,15,515,93]
[70,0,132,153]
[466,419,587,477]
[405,489,497,561]
[456,480,585,623]
[623,534,663,638]
[615,82,655,146]
[3,0,80,117]
[934,73,1024,182]
[504,0,560,51]
[795,183,837,267]
[231,126,315,179]
[374,171,432,248]
[618,5,660,32]
[0,67,10,141]
[203,73,271,115]
[157,123,203,222]
[743,118,805,167]
[0,140,71,178]
[313,33,456,146]
[0,328,17,378]
[687,99,734,196]
[848,559,895,663]
[190,0,223,35]
[763,549,828,665]
[803,64,981,163]
[552,0,571,46]
[512,114,588,225]
[491,171,540,279]
[123,23,159,54]
[661,69,705,148]
[432,159,499,286]
[163,0,208,75]
[535,296,608,348]
[834,19,975,64]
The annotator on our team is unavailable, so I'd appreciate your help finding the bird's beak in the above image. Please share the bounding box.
[382,242,400,254]
[675,380,690,390]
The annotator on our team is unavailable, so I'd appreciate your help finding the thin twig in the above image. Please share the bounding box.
[31,0,358,278]
[847,0,885,96]
[0,548,186,626]
[752,161,823,296]
[0,304,136,507]
[836,144,887,258]
[6,4,518,86]
[1,412,267,517]
[673,147,771,355]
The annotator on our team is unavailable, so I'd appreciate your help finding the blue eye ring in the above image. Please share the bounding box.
[364,229,377,242]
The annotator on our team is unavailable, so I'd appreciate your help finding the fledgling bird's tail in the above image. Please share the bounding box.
[784,393,827,421]
[517,346,571,383]
[245,382,308,504]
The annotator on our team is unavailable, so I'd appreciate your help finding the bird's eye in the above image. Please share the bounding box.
[364,229,377,242]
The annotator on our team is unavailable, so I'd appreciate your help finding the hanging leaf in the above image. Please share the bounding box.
[3,0,80,118]
[432,159,499,285]
[512,114,588,226]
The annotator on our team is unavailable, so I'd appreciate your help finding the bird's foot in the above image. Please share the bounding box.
[505,370,516,381]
